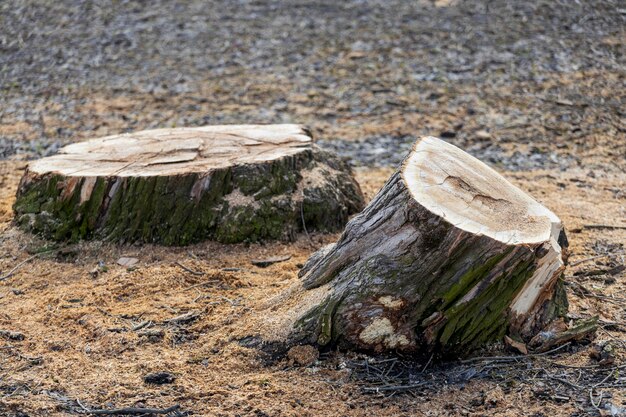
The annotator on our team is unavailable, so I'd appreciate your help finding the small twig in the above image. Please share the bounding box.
[15,351,42,363]
[589,388,603,411]
[550,375,584,390]
[552,394,570,402]
[583,224,626,230]
[382,358,397,378]
[460,342,571,363]
[574,265,625,277]
[219,296,239,306]
[175,261,204,276]
[421,353,434,373]
[0,249,56,281]
[568,282,626,303]
[81,404,180,415]
[183,280,219,291]
[363,362,383,374]
[131,320,151,331]
[76,399,90,413]
[599,327,626,350]
[362,383,427,393]
[548,362,602,369]
[569,254,608,267]
[368,358,398,364]
[193,294,209,303]
[164,310,201,325]
[592,368,616,388]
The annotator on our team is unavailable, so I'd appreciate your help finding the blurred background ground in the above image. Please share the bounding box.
[0,0,624,416]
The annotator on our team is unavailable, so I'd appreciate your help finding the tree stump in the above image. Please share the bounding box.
[13,124,365,245]
[261,136,569,356]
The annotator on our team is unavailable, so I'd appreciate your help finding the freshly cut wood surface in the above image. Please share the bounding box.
[29,124,313,177]
[258,136,570,356]
[403,137,561,245]
[13,124,365,245]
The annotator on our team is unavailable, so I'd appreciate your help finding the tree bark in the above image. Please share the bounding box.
[13,124,364,245]
[260,136,569,356]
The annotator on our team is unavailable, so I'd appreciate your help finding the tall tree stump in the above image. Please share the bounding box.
[260,136,569,356]
[13,124,364,245]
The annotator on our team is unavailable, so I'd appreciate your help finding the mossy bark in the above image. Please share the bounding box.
[13,147,364,245]
[279,171,569,356]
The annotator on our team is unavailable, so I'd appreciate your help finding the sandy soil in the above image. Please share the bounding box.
[1,0,625,416]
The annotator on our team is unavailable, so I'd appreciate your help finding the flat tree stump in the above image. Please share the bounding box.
[13,124,365,245]
[257,136,570,356]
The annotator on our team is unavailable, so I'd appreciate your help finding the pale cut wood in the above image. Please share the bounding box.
[28,124,313,177]
[14,124,365,245]
[255,136,571,356]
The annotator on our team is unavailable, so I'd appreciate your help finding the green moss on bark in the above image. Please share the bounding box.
[14,147,365,245]
[291,243,556,355]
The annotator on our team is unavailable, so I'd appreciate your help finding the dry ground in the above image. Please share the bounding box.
[0,162,624,416]
[1,0,625,416]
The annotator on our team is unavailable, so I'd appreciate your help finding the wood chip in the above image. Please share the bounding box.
[530,317,598,353]
[117,257,139,267]
[504,335,528,355]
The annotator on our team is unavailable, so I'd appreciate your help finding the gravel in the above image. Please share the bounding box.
[0,0,623,170]
[318,135,577,171]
